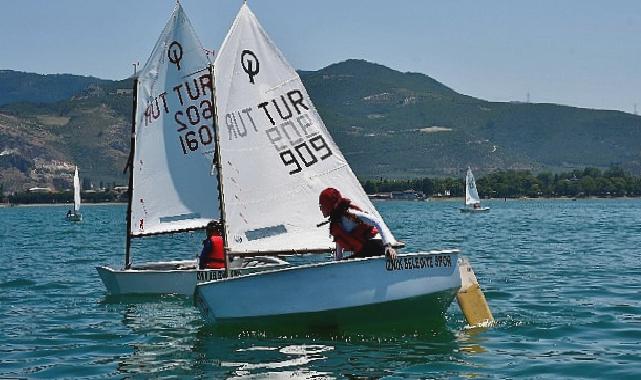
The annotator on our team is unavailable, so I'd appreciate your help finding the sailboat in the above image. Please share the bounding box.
[194,4,463,326]
[460,167,490,213]
[66,166,82,221]
[96,3,287,296]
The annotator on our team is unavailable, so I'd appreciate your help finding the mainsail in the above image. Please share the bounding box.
[130,2,219,236]
[465,167,481,205]
[213,4,396,253]
[73,166,80,212]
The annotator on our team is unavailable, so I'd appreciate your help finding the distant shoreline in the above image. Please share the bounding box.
[3,197,638,208]
[374,196,641,202]
[0,202,127,207]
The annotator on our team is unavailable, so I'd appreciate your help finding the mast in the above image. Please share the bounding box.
[208,63,230,276]
[124,76,138,269]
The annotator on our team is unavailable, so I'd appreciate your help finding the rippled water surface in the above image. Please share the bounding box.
[2,199,641,378]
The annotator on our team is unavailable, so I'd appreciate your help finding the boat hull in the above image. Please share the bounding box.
[97,257,288,296]
[208,289,459,335]
[195,250,461,324]
[460,207,490,213]
[66,212,82,221]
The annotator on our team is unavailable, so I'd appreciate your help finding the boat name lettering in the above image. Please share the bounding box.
[141,73,216,156]
[197,269,242,282]
[142,73,211,127]
[257,90,309,125]
[385,255,452,271]
[279,135,332,175]
[143,92,170,126]
[225,89,334,175]
[225,107,259,139]
[175,74,215,155]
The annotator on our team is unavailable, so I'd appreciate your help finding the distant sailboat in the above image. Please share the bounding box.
[460,167,489,213]
[66,166,82,221]
[96,3,287,296]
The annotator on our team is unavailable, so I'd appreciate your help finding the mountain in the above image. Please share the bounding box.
[0,73,133,191]
[301,60,641,178]
[1,60,640,192]
[0,70,117,106]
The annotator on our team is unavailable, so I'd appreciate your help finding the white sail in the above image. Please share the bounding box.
[213,4,396,253]
[73,166,81,212]
[130,3,219,236]
[465,167,481,205]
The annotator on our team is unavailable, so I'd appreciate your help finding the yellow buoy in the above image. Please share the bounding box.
[457,258,494,327]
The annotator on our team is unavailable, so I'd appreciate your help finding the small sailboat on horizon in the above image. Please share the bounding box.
[65,166,82,221]
[460,167,490,213]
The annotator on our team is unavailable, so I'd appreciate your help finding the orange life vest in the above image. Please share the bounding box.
[203,235,225,269]
[330,217,378,254]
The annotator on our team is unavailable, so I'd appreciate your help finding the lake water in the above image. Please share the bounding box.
[2,199,641,379]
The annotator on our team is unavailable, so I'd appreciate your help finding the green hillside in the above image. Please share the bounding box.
[1,60,640,191]
[302,60,641,178]
[0,70,120,106]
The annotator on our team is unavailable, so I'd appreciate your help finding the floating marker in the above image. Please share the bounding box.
[457,258,494,327]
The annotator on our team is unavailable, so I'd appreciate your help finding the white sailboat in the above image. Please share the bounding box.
[96,3,287,296]
[460,167,490,213]
[194,4,463,326]
[66,166,82,221]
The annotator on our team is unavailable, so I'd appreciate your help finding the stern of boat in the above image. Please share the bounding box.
[96,260,198,296]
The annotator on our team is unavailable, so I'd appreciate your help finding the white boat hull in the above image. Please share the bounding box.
[195,250,461,325]
[66,212,82,221]
[97,257,289,296]
[460,207,490,213]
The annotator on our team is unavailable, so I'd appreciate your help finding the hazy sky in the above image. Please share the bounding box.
[1,0,640,113]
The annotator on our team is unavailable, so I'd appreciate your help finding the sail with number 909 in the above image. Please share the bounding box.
[213,4,396,253]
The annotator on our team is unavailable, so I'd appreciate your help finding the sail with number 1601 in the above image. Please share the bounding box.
[96,3,287,296]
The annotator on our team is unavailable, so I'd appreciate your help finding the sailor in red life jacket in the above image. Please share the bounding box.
[319,187,397,261]
[199,220,226,269]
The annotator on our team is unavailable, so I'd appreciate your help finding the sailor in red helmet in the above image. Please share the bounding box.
[319,187,397,260]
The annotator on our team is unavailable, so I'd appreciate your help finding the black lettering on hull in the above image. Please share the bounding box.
[385,255,453,272]
[197,270,242,282]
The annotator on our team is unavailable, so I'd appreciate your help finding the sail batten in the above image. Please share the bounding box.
[214,4,396,253]
[129,3,220,237]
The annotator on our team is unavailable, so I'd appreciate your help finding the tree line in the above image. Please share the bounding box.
[7,189,127,205]
[362,167,641,198]
[5,166,641,205]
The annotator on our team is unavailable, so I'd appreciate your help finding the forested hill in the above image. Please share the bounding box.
[300,60,641,178]
[0,70,119,106]
[1,60,640,192]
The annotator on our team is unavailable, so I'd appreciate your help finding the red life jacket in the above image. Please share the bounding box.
[203,235,225,269]
[330,216,378,254]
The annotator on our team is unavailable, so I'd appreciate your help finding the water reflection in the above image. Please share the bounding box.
[223,344,333,379]
[104,291,479,378]
[456,326,490,354]
[106,295,201,376]
[192,317,470,379]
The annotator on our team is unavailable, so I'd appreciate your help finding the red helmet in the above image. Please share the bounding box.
[319,187,341,212]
